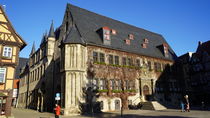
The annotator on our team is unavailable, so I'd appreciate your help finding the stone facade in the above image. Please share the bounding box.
[17,3,182,116]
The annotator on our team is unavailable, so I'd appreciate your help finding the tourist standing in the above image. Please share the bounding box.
[184,95,190,112]
[54,104,61,118]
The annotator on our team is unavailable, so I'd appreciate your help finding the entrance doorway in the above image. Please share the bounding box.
[115,100,120,110]
[143,85,150,100]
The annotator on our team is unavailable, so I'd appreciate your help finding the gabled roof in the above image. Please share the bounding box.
[0,5,27,50]
[63,3,177,61]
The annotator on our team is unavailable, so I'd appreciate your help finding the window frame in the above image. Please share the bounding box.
[99,53,105,63]
[122,57,127,66]
[93,51,98,63]
[108,55,114,65]
[136,59,140,67]
[0,68,6,83]
[2,46,13,58]
[114,56,119,65]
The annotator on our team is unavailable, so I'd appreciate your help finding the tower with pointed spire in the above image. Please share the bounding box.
[30,42,36,56]
[29,42,36,67]
[46,21,55,63]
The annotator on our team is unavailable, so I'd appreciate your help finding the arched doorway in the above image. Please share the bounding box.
[143,85,150,100]
[115,100,120,110]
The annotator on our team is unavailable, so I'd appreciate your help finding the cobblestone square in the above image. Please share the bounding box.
[12,108,210,118]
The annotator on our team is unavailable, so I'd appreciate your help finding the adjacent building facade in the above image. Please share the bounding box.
[178,41,210,106]
[18,4,181,115]
[0,5,26,116]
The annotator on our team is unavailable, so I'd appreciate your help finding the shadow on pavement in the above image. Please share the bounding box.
[79,112,193,118]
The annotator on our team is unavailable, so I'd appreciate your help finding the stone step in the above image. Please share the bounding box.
[141,101,167,110]
[151,101,167,110]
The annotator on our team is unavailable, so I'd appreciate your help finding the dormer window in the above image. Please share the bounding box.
[142,43,147,48]
[129,34,134,40]
[100,26,111,45]
[111,29,117,35]
[144,38,149,43]
[104,30,110,40]
[125,39,131,45]
[163,43,169,57]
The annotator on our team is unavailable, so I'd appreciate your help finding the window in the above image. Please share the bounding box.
[163,44,169,57]
[110,79,115,90]
[0,68,6,83]
[154,62,161,72]
[142,43,147,48]
[99,79,107,90]
[3,46,12,58]
[129,34,134,40]
[131,81,135,89]
[99,53,105,63]
[111,29,117,35]
[128,58,133,66]
[109,55,114,64]
[125,39,131,45]
[144,38,149,43]
[154,62,157,71]
[116,80,121,90]
[148,61,152,70]
[122,57,127,66]
[93,52,105,63]
[93,52,98,63]
[104,30,110,40]
[136,59,140,67]
[114,56,119,65]
[125,80,129,90]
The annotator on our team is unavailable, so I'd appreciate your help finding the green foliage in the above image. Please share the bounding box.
[125,89,136,93]
[111,89,122,93]
[94,62,106,65]
[98,89,108,92]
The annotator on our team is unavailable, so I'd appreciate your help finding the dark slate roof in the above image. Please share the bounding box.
[196,41,210,55]
[48,21,55,37]
[63,24,85,44]
[64,3,177,61]
[15,57,29,79]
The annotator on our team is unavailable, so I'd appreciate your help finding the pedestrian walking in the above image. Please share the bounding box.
[54,104,61,118]
[180,101,185,112]
[184,95,190,112]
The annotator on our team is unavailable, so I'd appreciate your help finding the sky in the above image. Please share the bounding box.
[0,0,210,58]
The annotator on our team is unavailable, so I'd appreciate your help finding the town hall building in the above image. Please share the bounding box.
[18,3,180,115]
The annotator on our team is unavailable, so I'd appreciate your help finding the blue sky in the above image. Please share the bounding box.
[1,0,210,58]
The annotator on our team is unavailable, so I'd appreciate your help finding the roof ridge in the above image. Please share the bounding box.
[67,3,162,37]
